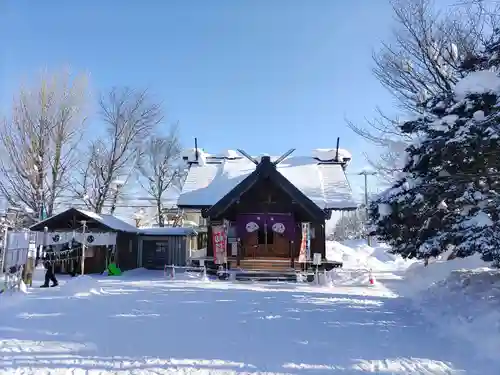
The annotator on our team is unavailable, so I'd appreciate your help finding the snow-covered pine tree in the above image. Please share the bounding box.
[370,30,500,264]
[442,32,500,265]
[368,101,457,260]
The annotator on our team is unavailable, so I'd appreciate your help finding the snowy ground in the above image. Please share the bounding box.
[392,255,500,365]
[0,266,497,374]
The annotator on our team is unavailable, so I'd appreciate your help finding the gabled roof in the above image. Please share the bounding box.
[177,155,358,210]
[30,207,138,233]
[203,156,328,220]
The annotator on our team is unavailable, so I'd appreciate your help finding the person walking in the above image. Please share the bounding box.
[40,248,58,288]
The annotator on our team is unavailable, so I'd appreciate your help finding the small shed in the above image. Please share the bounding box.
[30,208,139,274]
[137,227,198,269]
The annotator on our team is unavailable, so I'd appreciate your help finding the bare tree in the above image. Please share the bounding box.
[331,209,367,241]
[0,70,89,218]
[347,0,499,182]
[138,124,182,227]
[74,87,162,213]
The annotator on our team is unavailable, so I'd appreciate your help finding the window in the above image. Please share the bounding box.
[257,228,274,245]
[227,226,237,241]
[156,242,169,253]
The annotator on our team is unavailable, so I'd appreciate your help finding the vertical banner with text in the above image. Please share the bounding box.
[298,222,310,263]
[212,225,227,265]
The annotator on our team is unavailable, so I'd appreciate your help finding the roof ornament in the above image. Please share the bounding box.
[236,149,258,165]
[273,148,295,166]
[236,148,296,166]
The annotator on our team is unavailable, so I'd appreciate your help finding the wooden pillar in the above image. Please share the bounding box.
[207,222,214,258]
[236,238,241,266]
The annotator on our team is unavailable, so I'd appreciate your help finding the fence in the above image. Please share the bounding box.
[1,230,37,293]
[0,264,25,294]
[161,263,379,286]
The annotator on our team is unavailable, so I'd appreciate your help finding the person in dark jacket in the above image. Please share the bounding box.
[40,248,58,288]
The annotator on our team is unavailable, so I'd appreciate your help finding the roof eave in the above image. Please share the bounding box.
[205,161,328,222]
[29,207,79,231]
[177,203,212,210]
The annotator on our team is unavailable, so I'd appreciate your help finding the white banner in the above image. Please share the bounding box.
[35,232,74,246]
[35,232,117,246]
[74,232,117,246]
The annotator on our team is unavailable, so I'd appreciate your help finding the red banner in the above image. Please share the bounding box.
[212,225,227,265]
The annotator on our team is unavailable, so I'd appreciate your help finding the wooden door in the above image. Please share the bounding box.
[243,232,258,258]
[271,233,290,258]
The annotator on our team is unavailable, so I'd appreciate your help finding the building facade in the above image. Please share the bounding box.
[177,148,358,271]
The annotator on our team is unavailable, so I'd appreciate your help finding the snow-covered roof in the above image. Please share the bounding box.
[177,156,358,210]
[76,209,138,233]
[138,227,197,236]
[312,148,352,162]
[30,208,139,233]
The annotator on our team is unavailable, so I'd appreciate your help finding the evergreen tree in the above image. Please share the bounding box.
[369,30,500,264]
[444,32,500,264]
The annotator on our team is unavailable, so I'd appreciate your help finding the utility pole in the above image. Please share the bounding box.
[358,170,377,246]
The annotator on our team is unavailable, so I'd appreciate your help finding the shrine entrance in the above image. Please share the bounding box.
[237,213,294,260]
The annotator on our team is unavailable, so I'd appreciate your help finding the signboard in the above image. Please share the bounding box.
[212,225,227,265]
[313,253,322,266]
[298,222,310,263]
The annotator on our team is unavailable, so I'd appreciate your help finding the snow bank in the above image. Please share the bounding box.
[392,253,500,362]
[416,267,500,362]
[327,269,371,286]
[63,275,100,295]
[401,253,488,296]
[0,281,29,310]
[326,239,414,271]
[330,238,500,362]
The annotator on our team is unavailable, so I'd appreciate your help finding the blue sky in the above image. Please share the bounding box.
[1,0,397,200]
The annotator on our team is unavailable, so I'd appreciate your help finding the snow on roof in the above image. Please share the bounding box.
[76,209,138,233]
[217,149,241,159]
[177,156,358,210]
[312,148,352,161]
[30,207,139,233]
[138,227,197,236]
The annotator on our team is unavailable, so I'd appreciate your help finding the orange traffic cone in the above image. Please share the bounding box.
[368,270,375,285]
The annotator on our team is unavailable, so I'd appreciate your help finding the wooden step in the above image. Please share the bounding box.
[235,272,297,282]
[237,259,294,272]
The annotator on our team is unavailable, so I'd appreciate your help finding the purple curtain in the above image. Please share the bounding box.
[236,214,295,240]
